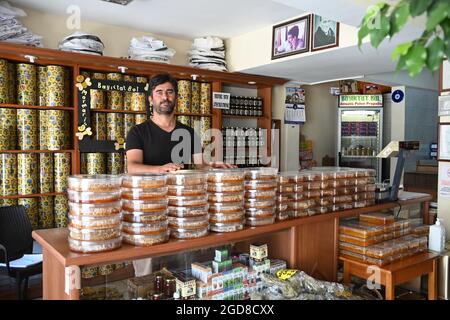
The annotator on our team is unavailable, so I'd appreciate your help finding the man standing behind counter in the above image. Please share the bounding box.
[126,73,234,172]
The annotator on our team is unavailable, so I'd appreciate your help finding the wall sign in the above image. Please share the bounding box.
[439,95,450,116]
[391,89,404,103]
[212,92,230,109]
[438,162,450,198]
[284,85,305,124]
[339,94,383,107]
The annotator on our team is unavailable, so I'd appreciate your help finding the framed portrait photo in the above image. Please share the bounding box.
[272,15,310,60]
[311,14,339,51]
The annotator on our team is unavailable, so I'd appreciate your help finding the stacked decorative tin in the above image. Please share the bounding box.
[276,172,306,221]
[67,175,123,253]
[244,168,278,227]
[167,171,209,239]
[121,174,169,246]
[207,169,245,232]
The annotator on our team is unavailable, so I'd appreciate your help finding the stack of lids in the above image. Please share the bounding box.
[207,169,245,233]
[58,31,105,55]
[167,171,209,239]
[121,174,170,246]
[188,36,227,72]
[0,1,42,47]
[276,172,306,221]
[67,175,123,253]
[244,168,278,227]
[128,36,175,64]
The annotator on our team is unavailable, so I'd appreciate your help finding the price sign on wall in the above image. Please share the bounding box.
[212,92,230,109]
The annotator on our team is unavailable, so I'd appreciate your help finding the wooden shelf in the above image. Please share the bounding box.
[0,192,67,199]
[0,150,74,154]
[0,104,74,111]
[222,114,265,120]
[81,264,135,288]
[91,109,146,114]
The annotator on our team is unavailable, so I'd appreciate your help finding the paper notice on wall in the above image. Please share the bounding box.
[285,85,305,124]
[438,162,450,198]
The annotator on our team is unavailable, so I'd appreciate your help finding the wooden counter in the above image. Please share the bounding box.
[33,191,432,300]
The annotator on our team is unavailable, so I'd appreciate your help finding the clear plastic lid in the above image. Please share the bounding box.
[120,187,168,200]
[69,213,122,229]
[335,195,353,203]
[244,167,278,181]
[244,199,276,209]
[411,224,430,236]
[339,221,386,238]
[244,180,277,191]
[307,181,321,190]
[68,225,121,241]
[278,172,307,184]
[244,189,276,200]
[319,180,335,190]
[123,230,170,246]
[335,187,357,195]
[168,204,209,217]
[68,237,122,253]
[317,206,332,214]
[276,184,303,193]
[353,200,367,208]
[210,221,244,233]
[304,172,323,181]
[167,171,207,186]
[365,243,396,259]
[318,197,334,206]
[170,226,209,239]
[355,177,376,185]
[245,207,274,218]
[69,201,121,217]
[68,190,121,204]
[245,215,275,227]
[167,184,207,196]
[338,233,385,246]
[339,250,366,263]
[68,174,122,192]
[168,215,210,229]
[122,199,168,212]
[276,193,302,202]
[305,190,321,199]
[364,184,376,192]
[122,210,168,223]
[168,195,208,207]
[121,173,167,189]
[293,200,316,210]
[122,220,168,235]
[209,212,245,223]
[359,212,395,225]
[209,202,244,214]
[355,169,376,177]
[207,182,244,193]
[206,169,245,183]
[339,241,367,255]
[276,212,290,221]
[320,189,337,197]
[208,192,244,203]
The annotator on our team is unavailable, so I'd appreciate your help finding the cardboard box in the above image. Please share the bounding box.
[250,243,268,261]
[173,271,196,298]
[127,274,153,299]
[191,262,212,283]
[215,248,229,262]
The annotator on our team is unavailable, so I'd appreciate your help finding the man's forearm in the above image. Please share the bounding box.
[127,162,162,173]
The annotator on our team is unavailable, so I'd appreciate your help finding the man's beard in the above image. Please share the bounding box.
[155,100,175,115]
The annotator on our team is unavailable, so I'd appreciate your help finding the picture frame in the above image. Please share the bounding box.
[311,14,339,52]
[271,15,310,60]
[440,60,450,93]
[438,123,450,161]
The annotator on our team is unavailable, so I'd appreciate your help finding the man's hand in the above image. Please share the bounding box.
[210,162,237,169]
[159,163,184,172]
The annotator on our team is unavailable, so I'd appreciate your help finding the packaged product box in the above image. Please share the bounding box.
[127,274,154,299]
[250,243,268,261]
[215,248,229,262]
[191,261,213,283]
[173,271,196,299]
[212,258,232,273]
[269,259,287,275]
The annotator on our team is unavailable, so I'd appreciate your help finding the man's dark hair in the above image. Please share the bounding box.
[288,25,299,38]
[149,73,178,96]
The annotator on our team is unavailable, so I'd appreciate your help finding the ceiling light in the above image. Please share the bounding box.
[100,0,134,6]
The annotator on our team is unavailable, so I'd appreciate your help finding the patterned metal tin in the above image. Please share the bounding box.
[7,62,16,104]
[39,153,54,193]
[16,63,36,106]
[200,117,212,145]
[0,199,17,206]
[38,196,54,229]
[54,153,71,193]
[134,114,147,125]
[18,197,39,230]
[46,65,65,107]
[0,108,17,150]
[124,75,135,111]
[107,113,124,141]
[17,108,38,150]
[90,72,106,109]
[17,153,38,195]
[64,68,71,107]
[191,82,201,114]
[123,114,135,139]
[92,112,107,140]
[107,73,123,110]
[200,83,211,114]
[177,115,191,127]
[81,266,98,279]
[63,111,71,149]
[98,264,115,276]
[54,195,69,228]
[0,59,9,103]
[107,152,124,174]
[37,66,47,106]
[46,110,66,150]
[38,110,48,150]
[80,153,87,174]
[177,80,191,113]
[86,153,106,174]
[0,153,17,197]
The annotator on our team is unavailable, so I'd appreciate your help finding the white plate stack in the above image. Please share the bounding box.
[58,31,104,55]
[188,36,227,71]
[128,36,176,64]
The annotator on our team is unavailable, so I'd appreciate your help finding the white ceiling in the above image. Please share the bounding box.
[10,0,305,39]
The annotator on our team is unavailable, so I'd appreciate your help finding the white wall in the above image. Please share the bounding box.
[364,70,439,92]
[19,8,192,66]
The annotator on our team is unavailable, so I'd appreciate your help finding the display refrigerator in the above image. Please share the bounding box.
[337,95,383,182]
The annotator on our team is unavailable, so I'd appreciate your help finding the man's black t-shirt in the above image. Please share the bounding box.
[126,119,202,165]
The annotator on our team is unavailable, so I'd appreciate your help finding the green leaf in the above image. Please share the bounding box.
[396,53,408,72]
[358,23,370,48]
[409,0,431,17]
[364,2,388,24]
[369,14,390,48]
[426,37,445,71]
[405,43,427,77]
[392,42,413,61]
[390,3,410,36]
[426,0,450,32]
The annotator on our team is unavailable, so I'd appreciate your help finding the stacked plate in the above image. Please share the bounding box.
[207,169,245,233]
[67,175,122,253]
[276,172,307,221]
[58,31,105,55]
[244,168,278,227]
[121,174,170,246]
[167,171,209,239]
[128,36,176,63]
[188,36,227,72]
